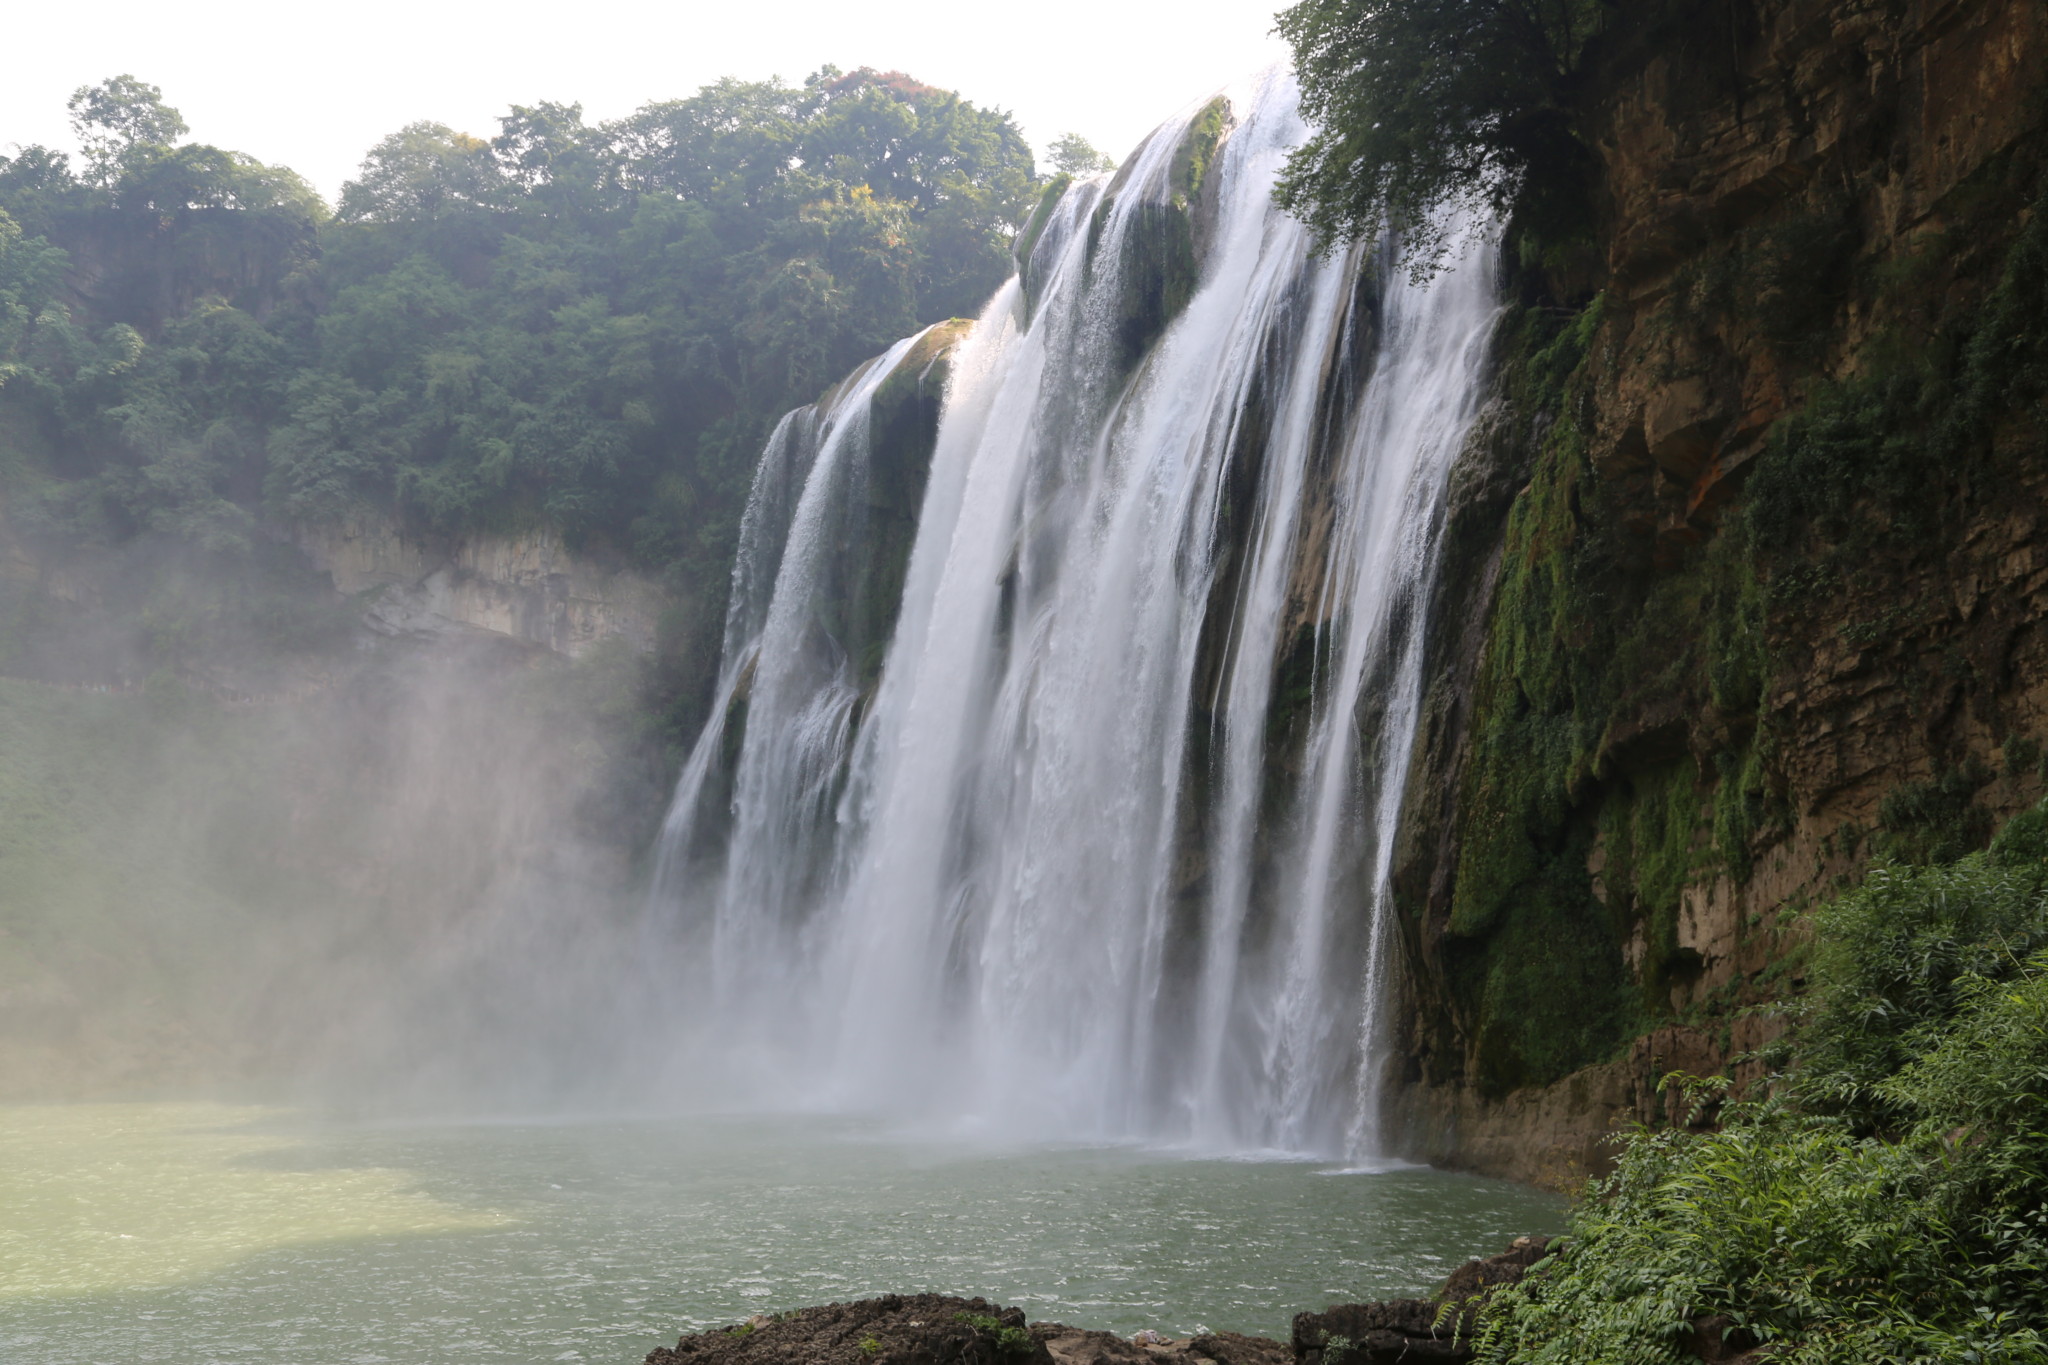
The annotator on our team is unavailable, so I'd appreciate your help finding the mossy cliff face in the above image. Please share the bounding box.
[1017,99,1232,372]
[820,318,973,694]
[1383,0,2048,1185]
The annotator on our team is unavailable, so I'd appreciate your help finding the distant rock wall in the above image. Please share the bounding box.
[297,517,669,659]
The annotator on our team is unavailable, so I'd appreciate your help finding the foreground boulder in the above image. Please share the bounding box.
[644,1295,1291,1365]
[644,1239,1556,1365]
[647,1295,1042,1365]
[1291,1237,1553,1365]
[1035,1322,1290,1365]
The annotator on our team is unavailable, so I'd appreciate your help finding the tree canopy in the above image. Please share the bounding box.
[1047,134,1116,176]
[0,69,1042,730]
[67,74,190,188]
[1273,0,1609,272]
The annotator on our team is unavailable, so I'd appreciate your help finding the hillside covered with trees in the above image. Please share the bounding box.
[0,70,1042,734]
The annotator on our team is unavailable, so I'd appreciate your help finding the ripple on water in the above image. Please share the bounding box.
[0,1107,1562,1364]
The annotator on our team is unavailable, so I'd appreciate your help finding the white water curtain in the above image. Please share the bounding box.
[650,67,1500,1159]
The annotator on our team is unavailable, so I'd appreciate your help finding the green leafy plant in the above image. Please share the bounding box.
[954,1312,1034,1358]
[1468,800,2048,1363]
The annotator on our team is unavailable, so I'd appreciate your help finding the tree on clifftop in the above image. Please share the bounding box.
[1047,134,1115,176]
[1274,0,1609,273]
[68,75,190,188]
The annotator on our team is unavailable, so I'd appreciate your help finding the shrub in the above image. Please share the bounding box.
[1470,800,2048,1363]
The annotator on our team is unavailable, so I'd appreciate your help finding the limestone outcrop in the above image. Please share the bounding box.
[296,515,668,658]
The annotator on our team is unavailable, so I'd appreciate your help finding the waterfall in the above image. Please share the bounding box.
[650,68,1499,1158]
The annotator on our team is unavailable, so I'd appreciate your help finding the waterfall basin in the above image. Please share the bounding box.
[0,1104,1563,1363]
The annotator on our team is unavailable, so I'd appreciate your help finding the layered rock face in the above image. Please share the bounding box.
[295,517,669,659]
[1383,0,2048,1183]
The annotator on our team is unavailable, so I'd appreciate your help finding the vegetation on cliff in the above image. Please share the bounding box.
[1277,0,2048,1125]
[1275,0,1610,272]
[1472,804,2048,1363]
[1269,0,2048,1329]
[1414,139,2048,1097]
[1427,291,1779,1094]
[0,70,1036,738]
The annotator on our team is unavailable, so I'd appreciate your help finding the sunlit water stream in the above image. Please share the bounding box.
[1,1104,1560,1363]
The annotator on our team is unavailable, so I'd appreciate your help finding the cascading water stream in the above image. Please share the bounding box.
[650,333,927,1052]
[650,68,1500,1158]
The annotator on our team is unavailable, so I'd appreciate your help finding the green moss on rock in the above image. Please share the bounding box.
[1168,97,1229,211]
[805,321,969,697]
[1082,98,1234,382]
[1437,296,1781,1092]
[1014,173,1072,322]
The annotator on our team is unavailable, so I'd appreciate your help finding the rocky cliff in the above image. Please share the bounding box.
[1383,0,2048,1184]
[296,517,669,659]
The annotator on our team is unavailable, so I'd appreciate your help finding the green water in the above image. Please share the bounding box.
[0,1104,1562,1363]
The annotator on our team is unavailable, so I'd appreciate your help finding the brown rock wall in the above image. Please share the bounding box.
[1388,0,2048,1182]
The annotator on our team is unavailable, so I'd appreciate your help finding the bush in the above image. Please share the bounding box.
[1470,800,2048,1363]
[1798,842,2048,1127]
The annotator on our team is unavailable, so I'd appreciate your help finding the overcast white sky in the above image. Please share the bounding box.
[2,0,1292,204]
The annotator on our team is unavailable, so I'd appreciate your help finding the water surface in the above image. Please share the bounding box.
[0,1104,1561,1363]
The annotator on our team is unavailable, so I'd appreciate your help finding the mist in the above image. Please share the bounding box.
[0,530,679,1115]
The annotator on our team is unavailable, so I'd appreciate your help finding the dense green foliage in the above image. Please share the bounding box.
[1472,808,2048,1363]
[1045,134,1115,176]
[1274,0,1610,271]
[0,71,1036,728]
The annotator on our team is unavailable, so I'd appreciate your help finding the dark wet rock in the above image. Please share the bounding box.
[1435,1235,1552,1307]
[1291,1237,1554,1365]
[647,1296,1048,1365]
[643,1297,1296,1365]
[642,1238,1556,1365]
[1679,1312,1760,1363]
[1035,1325,1290,1365]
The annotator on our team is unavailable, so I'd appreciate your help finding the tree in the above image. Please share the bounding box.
[492,102,627,218]
[616,78,806,208]
[1273,0,1608,274]
[337,122,502,222]
[1047,133,1115,176]
[0,209,67,381]
[116,145,324,217]
[68,75,189,188]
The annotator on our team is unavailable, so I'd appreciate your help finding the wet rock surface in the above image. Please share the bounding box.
[644,1241,1555,1365]
[1292,1236,1552,1365]
[642,1295,1293,1365]
[646,1296,1042,1365]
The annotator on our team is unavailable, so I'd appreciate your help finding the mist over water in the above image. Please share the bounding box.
[0,628,656,1110]
[651,70,1500,1159]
